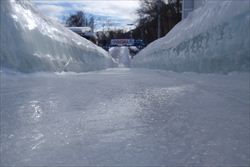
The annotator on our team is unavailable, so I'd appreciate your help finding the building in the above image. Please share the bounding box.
[182,0,205,19]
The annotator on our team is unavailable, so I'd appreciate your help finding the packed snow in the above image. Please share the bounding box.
[0,0,116,73]
[1,69,249,166]
[132,1,250,73]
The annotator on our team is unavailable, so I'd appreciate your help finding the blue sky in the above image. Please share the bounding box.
[32,0,140,31]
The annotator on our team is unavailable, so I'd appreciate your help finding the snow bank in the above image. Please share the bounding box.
[0,0,116,73]
[133,1,250,73]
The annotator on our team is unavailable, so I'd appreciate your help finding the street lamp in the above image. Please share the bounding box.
[157,0,161,39]
[127,24,134,39]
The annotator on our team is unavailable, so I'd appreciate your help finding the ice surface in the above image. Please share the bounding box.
[109,46,131,67]
[0,0,116,72]
[0,0,249,166]
[1,69,249,166]
[132,1,250,73]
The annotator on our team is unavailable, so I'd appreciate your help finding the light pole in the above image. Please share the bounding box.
[157,0,161,39]
[127,24,134,39]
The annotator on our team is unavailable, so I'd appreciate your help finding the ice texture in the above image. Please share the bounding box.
[1,69,249,166]
[0,0,249,166]
[132,1,250,73]
[0,0,116,73]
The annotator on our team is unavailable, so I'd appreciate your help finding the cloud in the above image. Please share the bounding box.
[35,4,65,20]
[33,0,140,30]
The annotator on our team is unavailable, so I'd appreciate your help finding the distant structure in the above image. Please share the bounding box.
[68,27,98,44]
[182,0,205,19]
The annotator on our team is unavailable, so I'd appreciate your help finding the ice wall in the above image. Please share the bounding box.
[0,0,116,73]
[133,1,250,73]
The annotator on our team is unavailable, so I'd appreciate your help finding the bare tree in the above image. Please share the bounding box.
[137,0,158,22]
[134,0,182,43]
[66,11,87,27]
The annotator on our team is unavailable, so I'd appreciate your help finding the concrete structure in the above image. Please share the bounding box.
[182,0,205,19]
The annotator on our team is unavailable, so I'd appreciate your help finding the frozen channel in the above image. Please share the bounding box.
[1,68,249,166]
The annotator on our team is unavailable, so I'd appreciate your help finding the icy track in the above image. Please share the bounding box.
[109,46,131,67]
[1,69,249,166]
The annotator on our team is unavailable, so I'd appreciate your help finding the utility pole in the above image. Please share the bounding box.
[157,0,161,39]
[127,24,134,39]
[102,23,105,32]
[106,19,111,31]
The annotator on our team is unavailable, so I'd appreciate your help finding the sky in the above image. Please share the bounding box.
[32,0,141,31]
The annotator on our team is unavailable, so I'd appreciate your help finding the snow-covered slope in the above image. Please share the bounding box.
[0,0,115,73]
[133,1,250,73]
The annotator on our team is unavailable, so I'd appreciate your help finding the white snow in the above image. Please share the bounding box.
[0,0,116,72]
[132,1,250,73]
[1,69,249,166]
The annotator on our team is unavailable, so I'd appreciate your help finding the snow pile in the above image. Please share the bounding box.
[0,0,116,73]
[133,1,250,73]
